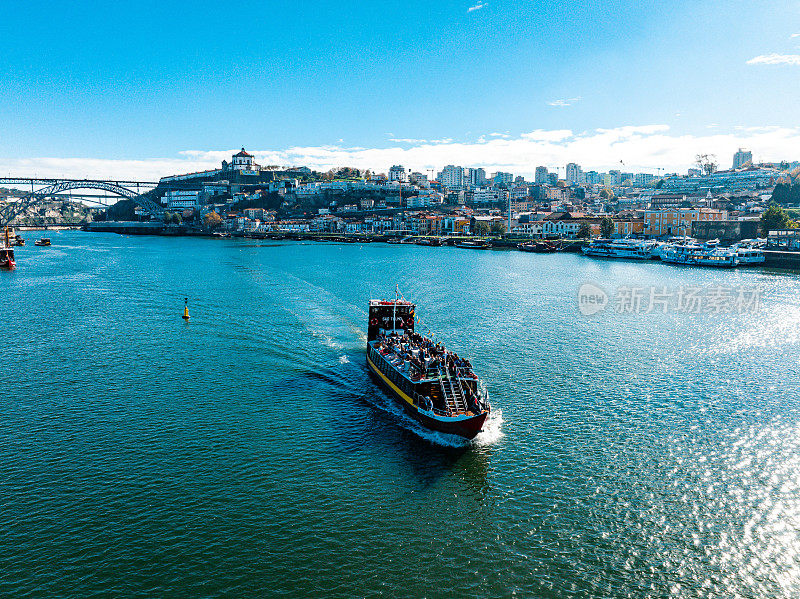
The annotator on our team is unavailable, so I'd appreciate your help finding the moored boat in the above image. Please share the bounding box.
[732,239,766,265]
[518,240,563,253]
[660,240,738,267]
[1,227,16,269]
[365,291,490,439]
[455,239,491,250]
[582,237,658,259]
[416,237,443,247]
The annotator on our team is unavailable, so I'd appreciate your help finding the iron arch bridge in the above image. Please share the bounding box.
[0,177,164,226]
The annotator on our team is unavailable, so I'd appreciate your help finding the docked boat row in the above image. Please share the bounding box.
[581,236,766,267]
[366,292,490,439]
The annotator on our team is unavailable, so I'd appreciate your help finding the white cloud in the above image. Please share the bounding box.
[746,53,800,65]
[548,96,581,107]
[389,138,429,144]
[468,2,486,12]
[5,125,800,181]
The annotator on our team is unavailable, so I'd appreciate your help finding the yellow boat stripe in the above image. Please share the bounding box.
[366,354,415,407]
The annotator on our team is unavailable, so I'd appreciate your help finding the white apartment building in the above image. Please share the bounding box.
[565,163,582,184]
[388,165,408,183]
[438,165,465,189]
[163,189,201,209]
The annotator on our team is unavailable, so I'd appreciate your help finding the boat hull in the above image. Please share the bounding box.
[366,355,488,439]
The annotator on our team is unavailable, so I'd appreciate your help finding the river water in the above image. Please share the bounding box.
[3,230,800,598]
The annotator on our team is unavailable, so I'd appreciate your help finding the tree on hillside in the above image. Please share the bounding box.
[655,179,665,189]
[599,188,615,200]
[203,212,223,230]
[695,153,718,176]
[760,204,796,235]
[600,216,615,238]
[490,221,507,235]
[577,222,591,239]
[770,182,800,205]
[473,221,491,236]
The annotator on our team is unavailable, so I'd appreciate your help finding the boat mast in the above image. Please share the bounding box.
[393,284,398,332]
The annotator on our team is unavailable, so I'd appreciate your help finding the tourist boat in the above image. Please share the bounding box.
[582,237,658,260]
[455,239,491,250]
[1,228,16,270]
[732,239,766,265]
[14,236,25,246]
[35,238,52,247]
[660,240,738,267]
[365,291,490,439]
[416,237,443,247]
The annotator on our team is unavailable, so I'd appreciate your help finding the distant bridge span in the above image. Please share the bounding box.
[0,177,165,226]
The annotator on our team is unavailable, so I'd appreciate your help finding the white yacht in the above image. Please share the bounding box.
[660,239,739,267]
[732,239,766,265]
[582,238,658,260]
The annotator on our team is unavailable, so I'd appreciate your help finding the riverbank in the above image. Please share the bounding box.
[81,221,800,269]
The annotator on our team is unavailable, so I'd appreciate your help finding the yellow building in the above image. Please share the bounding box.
[643,208,726,238]
[613,218,644,236]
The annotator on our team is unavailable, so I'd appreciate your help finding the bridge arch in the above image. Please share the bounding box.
[0,179,164,226]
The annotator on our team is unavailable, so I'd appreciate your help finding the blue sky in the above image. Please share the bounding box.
[2,0,800,178]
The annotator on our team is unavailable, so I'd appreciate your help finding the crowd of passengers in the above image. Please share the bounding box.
[373,331,474,378]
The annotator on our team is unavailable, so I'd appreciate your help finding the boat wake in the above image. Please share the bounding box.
[473,408,504,446]
[355,368,504,449]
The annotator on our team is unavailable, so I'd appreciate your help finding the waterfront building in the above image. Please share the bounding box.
[388,165,408,183]
[733,148,753,169]
[643,207,727,238]
[613,218,645,237]
[767,229,800,250]
[164,189,201,209]
[535,166,549,184]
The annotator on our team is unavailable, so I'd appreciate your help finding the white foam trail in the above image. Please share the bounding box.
[473,408,505,446]
[364,385,503,448]
[339,355,350,364]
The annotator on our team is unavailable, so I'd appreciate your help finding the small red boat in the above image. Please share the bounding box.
[1,227,16,270]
